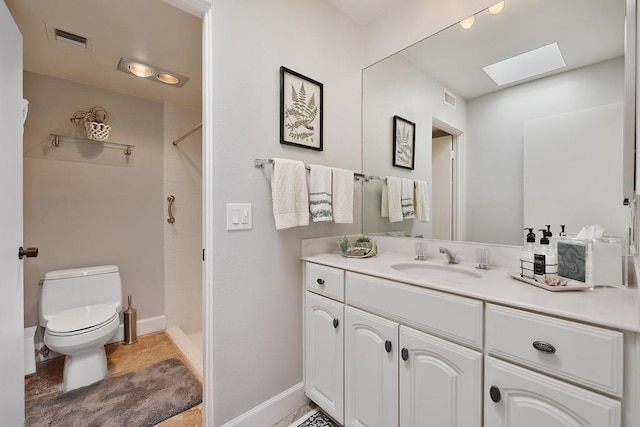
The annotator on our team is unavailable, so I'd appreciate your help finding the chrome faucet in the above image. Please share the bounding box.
[439,247,461,264]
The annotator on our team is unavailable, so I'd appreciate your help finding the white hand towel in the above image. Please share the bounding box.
[271,158,309,230]
[414,180,430,222]
[401,178,415,219]
[309,164,333,222]
[381,181,389,217]
[332,168,354,223]
[386,177,403,223]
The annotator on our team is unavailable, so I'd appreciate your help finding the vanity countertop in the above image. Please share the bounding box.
[302,251,640,333]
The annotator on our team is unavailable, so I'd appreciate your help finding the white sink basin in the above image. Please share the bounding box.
[390,262,482,281]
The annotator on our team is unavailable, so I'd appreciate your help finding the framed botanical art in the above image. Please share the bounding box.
[280,66,323,151]
[392,115,415,170]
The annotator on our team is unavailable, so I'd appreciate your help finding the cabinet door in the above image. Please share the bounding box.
[305,292,344,424]
[345,306,398,427]
[485,357,620,427]
[399,326,482,427]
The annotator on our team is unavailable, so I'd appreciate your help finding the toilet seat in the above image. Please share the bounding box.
[46,304,118,336]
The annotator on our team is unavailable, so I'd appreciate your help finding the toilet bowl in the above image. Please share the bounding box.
[44,305,119,391]
[39,266,123,392]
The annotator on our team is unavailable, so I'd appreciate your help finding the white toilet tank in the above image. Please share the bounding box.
[39,265,123,327]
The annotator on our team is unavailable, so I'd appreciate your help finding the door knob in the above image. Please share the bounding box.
[333,318,339,329]
[385,340,392,353]
[18,246,39,260]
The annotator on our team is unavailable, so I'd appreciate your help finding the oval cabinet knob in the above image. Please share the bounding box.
[385,340,392,353]
[18,246,39,260]
[401,348,409,361]
[333,318,339,329]
[532,341,556,354]
[316,278,325,285]
[489,385,501,403]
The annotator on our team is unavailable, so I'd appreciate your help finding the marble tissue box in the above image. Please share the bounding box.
[556,237,624,287]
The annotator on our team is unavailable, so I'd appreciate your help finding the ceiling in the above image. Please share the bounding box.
[6,0,202,110]
[396,0,625,100]
[325,0,401,25]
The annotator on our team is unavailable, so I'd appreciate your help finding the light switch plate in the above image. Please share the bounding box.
[227,203,252,230]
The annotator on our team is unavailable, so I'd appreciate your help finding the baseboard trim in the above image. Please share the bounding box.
[35,315,167,362]
[220,382,309,427]
[111,315,166,343]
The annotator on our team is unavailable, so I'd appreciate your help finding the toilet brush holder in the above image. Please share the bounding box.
[123,295,137,345]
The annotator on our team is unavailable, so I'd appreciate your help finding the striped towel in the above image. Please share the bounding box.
[309,164,333,222]
[401,179,415,219]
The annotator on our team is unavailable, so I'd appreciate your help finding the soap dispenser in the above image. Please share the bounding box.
[520,228,536,279]
[535,229,558,276]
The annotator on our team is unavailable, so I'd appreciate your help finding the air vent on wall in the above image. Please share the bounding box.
[54,29,87,48]
[443,89,457,110]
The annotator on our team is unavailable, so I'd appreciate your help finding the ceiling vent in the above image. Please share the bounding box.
[443,89,457,110]
[54,29,87,48]
[45,23,93,50]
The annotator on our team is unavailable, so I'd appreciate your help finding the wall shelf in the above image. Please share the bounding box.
[24,134,136,167]
[49,134,135,155]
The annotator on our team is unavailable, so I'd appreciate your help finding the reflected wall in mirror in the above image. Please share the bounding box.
[362,0,632,246]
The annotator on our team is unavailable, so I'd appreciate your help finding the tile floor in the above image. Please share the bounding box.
[26,331,317,427]
[25,331,203,426]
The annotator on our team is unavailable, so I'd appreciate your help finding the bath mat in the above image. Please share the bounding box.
[288,408,339,427]
[25,358,202,427]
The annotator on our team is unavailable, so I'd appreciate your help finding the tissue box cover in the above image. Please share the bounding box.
[557,241,586,282]
[557,237,623,286]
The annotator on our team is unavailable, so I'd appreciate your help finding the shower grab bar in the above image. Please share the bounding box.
[172,123,202,146]
[167,195,176,224]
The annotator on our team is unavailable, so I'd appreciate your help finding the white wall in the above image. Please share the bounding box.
[211,1,362,424]
[362,53,467,237]
[465,58,624,245]
[163,103,202,334]
[524,103,627,239]
[23,72,164,327]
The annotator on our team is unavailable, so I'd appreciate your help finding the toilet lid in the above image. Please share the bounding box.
[47,304,117,334]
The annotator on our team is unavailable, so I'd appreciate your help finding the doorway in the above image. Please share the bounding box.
[6,0,211,422]
[432,118,463,241]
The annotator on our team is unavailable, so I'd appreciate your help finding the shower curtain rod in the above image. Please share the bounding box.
[172,123,203,146]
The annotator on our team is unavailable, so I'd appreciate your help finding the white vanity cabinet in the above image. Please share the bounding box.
[305,263,484,427]
[399,325,482,427]
[485,357,621,427]
[345,306,398,427]
[304,263,345,424]
[303,260,636,427]
[485,303,622,427]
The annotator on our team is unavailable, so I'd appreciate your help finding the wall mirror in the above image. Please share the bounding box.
[362,0,634,246]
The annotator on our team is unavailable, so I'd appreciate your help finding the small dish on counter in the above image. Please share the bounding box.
[338,236,377,258]
[508,272,593,292]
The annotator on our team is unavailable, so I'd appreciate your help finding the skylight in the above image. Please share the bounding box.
[482,42,566,86]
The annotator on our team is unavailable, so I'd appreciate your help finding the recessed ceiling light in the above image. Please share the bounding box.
[459,15,475,29]
[482,42,566,86]
[128,64,153,78]
[488,1,505,15]
[156,73,180,85]
[116,57,189,88]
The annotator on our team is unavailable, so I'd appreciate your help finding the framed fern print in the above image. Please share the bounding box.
[392,115,415,170]
[280,66,323,151]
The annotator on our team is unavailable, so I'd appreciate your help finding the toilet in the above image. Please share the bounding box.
[39,265,123,392]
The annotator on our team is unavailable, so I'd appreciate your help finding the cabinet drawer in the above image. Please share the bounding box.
[305,262,344,302]
[486,304,623,397]
[346,272,483,349]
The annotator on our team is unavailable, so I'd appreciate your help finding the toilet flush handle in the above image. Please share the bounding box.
[18,246,39,260]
